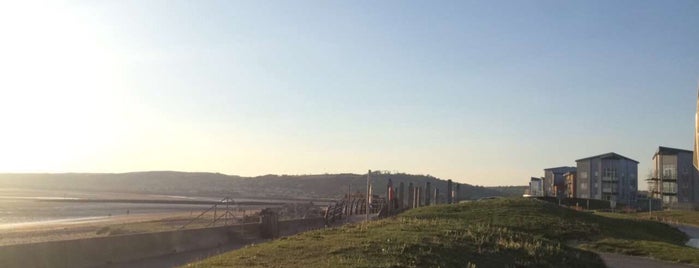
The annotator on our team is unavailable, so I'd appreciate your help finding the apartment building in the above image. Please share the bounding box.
[543,166,576,197]
[576,153,638,205]
[648,146,699,205]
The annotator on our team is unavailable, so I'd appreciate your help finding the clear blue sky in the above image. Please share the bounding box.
[0,1,698,186]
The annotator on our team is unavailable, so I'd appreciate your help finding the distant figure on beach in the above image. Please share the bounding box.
[126,209,130,215]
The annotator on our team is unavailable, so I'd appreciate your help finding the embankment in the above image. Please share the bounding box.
[0,218,325,268]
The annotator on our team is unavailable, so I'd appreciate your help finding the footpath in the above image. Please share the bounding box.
[600,224,699,268]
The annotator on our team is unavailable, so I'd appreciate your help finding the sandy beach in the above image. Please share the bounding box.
[0,209,257,246]
[0,188,323,247]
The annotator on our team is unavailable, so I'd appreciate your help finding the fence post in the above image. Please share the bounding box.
[434,188,439,205]
[415,187,422,207]
[447,180,453,204]
[399,182,405,209]
[366,170,371,222]
[387,179,393,214]
[425,182,431,206]
[213,204,218,226]
[455,183,460,203]
[408,183,414,209]
[260,208,279,239]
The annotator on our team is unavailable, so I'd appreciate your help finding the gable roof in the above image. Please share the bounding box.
[575,152,639,164]
[653,146,693,160]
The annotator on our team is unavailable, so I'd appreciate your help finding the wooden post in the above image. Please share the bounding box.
[347,184,351,218]
[398,182,405,209]
[425,182,431,206]
[260,209,279,239]
[408,182,414,209]
[387,179,393,214]
[447,180,453,204]
[213,204,217,226]
[366,170,371,222]
[455,183,460,203]
[225,199,229,225]
[434,188,439,205]
[415,187,422,207]
[413,186,418,208]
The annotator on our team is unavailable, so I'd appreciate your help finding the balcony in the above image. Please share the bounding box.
[648,175,678,182]
[661,176,677,182]
[602,176,618,182]
[602,187,618,194]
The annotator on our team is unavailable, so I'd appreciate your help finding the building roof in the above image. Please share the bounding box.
[652,146,693,160]
[544,166,576,171]
[575,152,639,164]
[530,177,542,181]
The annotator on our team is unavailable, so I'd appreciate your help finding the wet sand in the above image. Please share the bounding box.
[0,210,251,246]
[0,188,320,247]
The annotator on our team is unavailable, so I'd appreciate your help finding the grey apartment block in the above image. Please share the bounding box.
[543,166,576,197]
[576,153,638,205]
[649,146,699,205]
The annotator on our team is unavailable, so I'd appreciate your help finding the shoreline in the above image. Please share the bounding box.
[0,210,255,246]
[0,216,111,230]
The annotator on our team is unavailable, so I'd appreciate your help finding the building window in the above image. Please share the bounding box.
[662,182,677,194]
[663,164,676,180]
[604,168,617,177]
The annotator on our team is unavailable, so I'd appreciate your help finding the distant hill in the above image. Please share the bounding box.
[486,185,528,197]
[0,171,507,200]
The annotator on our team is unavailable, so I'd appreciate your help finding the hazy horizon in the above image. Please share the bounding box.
[0,170,523,188]
[1,1,698,186]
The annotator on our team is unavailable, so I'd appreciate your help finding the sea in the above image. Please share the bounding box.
[0,188,296,228]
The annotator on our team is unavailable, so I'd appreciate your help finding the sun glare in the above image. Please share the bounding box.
[0,2,126,172]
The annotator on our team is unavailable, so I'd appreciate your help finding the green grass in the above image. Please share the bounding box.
[403,198,686,244]
[187,198,696,267]
[581,238,699,264]
[598,209,699,226]
[188,219,602,267]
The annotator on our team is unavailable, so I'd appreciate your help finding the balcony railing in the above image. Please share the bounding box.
[661,176,677,181]
[602,176,618,182]
[602,187,618,194]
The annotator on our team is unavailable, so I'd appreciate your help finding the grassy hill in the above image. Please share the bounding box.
[187,198,697,267]
[0,171,505,200]
[485,185,527,197]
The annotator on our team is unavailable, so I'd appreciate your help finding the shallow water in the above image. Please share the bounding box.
[0,216,110,229]
[0,199,214,225]
[0,188,322,227]
[687,238,699,248]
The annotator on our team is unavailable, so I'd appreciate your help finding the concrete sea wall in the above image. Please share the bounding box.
[0,218,324,268]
